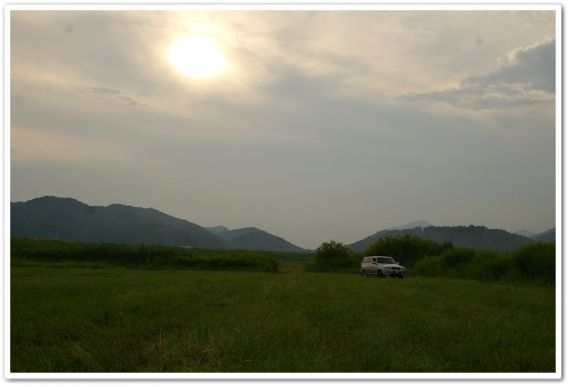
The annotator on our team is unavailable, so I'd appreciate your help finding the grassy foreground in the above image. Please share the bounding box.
[11,263,555,373]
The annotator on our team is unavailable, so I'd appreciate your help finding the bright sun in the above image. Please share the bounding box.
[168,35,229,79]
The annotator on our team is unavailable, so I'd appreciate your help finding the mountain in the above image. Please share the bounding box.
[514,228,555,242]
[11,196,226,249]
[534,228,555,243]
[206,225,230,235]
[514,229,537,238]
[348,225,536,252]
[209,226,307,253]
[210,227,257,241]
[348,220,433,252]
[388,219,433,230]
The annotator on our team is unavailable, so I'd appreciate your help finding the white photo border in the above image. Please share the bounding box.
[2,1,563,381]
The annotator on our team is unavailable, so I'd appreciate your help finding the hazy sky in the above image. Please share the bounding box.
[11,10,556,249]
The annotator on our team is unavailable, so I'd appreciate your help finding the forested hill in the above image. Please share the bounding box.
[11,196,226,249]
[12,196,308,252]
[349,225,536,252]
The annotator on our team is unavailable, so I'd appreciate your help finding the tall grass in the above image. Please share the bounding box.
[413,243,554,285]
[508,243,555,285]
[11,238,280,272]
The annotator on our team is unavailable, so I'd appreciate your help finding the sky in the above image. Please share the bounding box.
[10,10,556,249]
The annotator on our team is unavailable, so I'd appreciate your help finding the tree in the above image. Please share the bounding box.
[305,240,356,271]
[314,240,351,262]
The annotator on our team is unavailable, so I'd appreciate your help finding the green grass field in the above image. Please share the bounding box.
[11,262,555,373]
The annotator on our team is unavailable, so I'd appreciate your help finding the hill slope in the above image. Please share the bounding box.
[209,226,307,252]
[389,219,433,230]
[534,228,555,243]
[11,196,226,249]
[349,225,535,252]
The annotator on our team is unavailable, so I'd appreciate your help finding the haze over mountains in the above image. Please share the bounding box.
[514,228,556,242]
[206,226,308,252]
[387,220,434,230]
[11,196,554,253]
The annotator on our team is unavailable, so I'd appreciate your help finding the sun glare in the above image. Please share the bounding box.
[168,35,229,79]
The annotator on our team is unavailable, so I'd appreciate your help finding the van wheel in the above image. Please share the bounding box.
[361,269,368,277]
[377,270,385,278]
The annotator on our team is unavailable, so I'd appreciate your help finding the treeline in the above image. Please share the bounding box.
[307,235,555,285]
[11,238,280,272]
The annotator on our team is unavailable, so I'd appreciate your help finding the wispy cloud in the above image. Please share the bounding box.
[402,38,555,110]
[83,86,144,107]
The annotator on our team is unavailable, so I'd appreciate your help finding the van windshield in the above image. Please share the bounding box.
[377,257,396,264]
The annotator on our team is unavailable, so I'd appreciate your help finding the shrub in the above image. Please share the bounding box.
[441,248,476,268]
[467,250,508,281]
[411,243,555,285]
[314,241,351,261]
[415,248,509,281]
[306,241,356,272]
[411,255,444,277]
[365,235,451,268]
[507,243,555,284]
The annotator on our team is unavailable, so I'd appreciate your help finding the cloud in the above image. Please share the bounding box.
[402,84,550,110]
[402,38,555,110]
[9,11,556,246]
[468,38,555,93]
[10,11,555,113]
[83,86,144,107]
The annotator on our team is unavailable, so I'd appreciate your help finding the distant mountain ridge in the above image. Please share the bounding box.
[207,226,307,253]
[11,197,553,253]
[514,229,538,238]
[387,219,433,231]
[348,224,546,252]
[533,228,555,243]
[206,226,230,235]
[11,196,226,249]
[11,196,307,252]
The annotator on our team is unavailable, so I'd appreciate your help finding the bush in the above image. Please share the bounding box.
[414,248,508,281]
[412,255,444,277]
[314,241,351,261]
[467,250,508,281]
[306,241,356,272]
[507,243,555,285]
[412,243,554,285]
[365,235,451,268]
[441,248,476,268]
